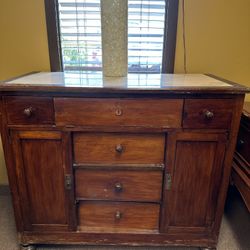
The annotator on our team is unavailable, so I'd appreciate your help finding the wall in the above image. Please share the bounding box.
[0,0,249,184]
[0,0,50,184]
[175,0,250,101]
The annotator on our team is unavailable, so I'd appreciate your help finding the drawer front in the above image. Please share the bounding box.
[54,98,183,127]
[4,96,54,125]
[78,201,160,232]
[183,99,234,129]
[74,133,165,164]
[75,169,162,202]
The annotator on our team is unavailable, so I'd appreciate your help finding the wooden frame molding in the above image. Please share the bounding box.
[44,0,63,71]
[44,0,179,73]
[162,0,179,73]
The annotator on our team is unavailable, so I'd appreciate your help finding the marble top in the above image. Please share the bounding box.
[6,72,231,88]
[1,72,249,94]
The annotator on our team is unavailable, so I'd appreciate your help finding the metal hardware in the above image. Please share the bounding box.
[114,182,123,192]
[166,173,172,190]
[23,107,34,118]
[115,108,123,116]
[203,110,214,120]
[115,144,123,153]
[237,139,244,148]
[115,211,122,220]
[65,175,72,190]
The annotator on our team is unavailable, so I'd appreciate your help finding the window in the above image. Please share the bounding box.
[45,0,179,73]
[58,0,102,71]
[128,0,166,73]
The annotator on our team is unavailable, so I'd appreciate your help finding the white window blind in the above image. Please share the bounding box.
[128,0,166,73]
[58,0,102,71]
[57,0,166,73]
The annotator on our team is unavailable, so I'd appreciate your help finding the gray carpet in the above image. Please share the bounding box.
[0,187,249,250]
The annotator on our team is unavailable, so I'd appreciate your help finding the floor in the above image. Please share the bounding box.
[0,187,249,250]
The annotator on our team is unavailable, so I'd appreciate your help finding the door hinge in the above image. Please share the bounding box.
[165,173,172,190]
[65,175,72,190]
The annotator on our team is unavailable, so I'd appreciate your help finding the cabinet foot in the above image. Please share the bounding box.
[20,244,36,250]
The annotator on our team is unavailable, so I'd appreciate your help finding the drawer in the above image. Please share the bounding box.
[4,96,54,125]
[78,201,160,232]
[75,169,162,202]
[54,98,183,127]
[183,99,234,129]
[74,133,165,164]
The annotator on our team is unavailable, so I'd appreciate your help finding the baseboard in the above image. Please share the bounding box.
[0,185,10,195]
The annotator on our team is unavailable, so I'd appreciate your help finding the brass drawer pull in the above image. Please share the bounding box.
[115,211,122,220]
[23,107,34,118]
[203,110,214,120]
[114,182,123,192]
[115,144,123,153]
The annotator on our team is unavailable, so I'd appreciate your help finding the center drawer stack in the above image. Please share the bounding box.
[54,97,184,233]
[73,133,165,233]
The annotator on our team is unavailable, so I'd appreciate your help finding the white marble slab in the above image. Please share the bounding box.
[6,72,232,89]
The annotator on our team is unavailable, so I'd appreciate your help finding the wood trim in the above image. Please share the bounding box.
[20,231,216,247]
[73,163,165,171]
[162,0,179,73]
[44,0,63,71]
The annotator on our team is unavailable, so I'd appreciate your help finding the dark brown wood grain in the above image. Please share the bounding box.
[73,133,165,164]
[161,132,227,234]
[78,201,160,233]
[4,96,54,125]
[10,131,71,231]
[55,98,183,127]
[183,99,234,129]
[75,169,162,202]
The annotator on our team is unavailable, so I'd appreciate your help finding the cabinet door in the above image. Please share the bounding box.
[161,132,227,234]
[12,131,76,231]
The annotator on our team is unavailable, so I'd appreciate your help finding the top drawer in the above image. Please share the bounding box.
[4,96,54,125]
[183,99,234,129]
[54,98,183,128]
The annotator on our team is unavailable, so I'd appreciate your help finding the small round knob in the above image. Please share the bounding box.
[115,144,123,153]
[23,107,33,118]
[237,139,244,149]
[115,211,122,220]
[204,110,214,120]
[114,182,123,192]
[115,108,123,116]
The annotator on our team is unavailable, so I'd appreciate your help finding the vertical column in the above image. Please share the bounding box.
[101,0,128,76]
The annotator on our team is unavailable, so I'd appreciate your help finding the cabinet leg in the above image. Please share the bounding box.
[20,244,36,250]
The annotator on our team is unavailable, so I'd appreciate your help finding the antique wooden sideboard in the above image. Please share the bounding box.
[0,72,249,250]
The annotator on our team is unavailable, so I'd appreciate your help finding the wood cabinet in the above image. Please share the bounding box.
[0,73,249,249]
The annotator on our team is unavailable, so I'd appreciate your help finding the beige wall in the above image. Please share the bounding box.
[0,0,249,184]
[175,0,250,101]
[0,0,50,184]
